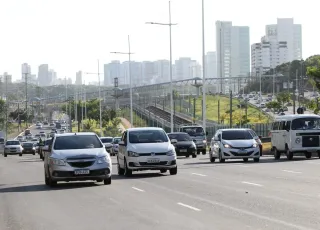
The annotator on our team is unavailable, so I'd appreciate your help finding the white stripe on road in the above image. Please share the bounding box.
[177,202,201,212]
[132,187,145,192]
[191,173,207,177]
[282,170,302,174]
[241,181,263,187]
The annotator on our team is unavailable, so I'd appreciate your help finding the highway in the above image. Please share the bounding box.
[1,126,320,229]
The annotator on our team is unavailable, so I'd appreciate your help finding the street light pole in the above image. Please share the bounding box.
[146,0,177,132]
[201,0,206,133]
[98,60,102,137]
[111,35,134,127]
[5,74,8,140]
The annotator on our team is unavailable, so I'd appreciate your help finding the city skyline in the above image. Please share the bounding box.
[0,0,317,82]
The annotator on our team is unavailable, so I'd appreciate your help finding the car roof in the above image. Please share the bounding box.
[22,142,34,144]
[54,132,97,137]
[167,132,188,135]
[6,140,19,142]
[100,137,113,139]
[127,127,164,131]
[219,128,250,132]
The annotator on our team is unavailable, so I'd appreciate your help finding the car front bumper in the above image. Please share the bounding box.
[4,149,22,154]
[212,147,260,159]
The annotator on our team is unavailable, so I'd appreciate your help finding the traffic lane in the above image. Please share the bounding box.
[0,155,242,230]
[131,164,320,229]
[178,156,320,199]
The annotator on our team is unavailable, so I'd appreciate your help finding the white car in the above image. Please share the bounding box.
[4,140,23,157]
[209,129,260,163]
[100,137,114,155]
[36,123,43,129]
[117,127,177,176]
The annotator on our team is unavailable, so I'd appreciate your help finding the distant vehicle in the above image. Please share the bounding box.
[209,129,260,163]
[21,142,36,155]
[36,123,43,129]
[35,134,41,139]
[0,137,4,145]
[179,125,207,155]
[24,129,31,136]
[100,137,114,155]
[59,129,65,134]
[50,123,55,127]
[168,132,197,158]
[4,140,23,157]
[44,121,48,125]
[112,137,122,155]
[17,135,24,142]
[55,122,62,129]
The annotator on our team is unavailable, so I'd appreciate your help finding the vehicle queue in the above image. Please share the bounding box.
[2,113,320,187]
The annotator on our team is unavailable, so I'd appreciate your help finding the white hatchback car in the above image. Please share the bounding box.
[4,140,23,157]
[117,127,177,176]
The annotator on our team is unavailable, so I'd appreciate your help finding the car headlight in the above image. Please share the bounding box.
[295,138,300,144]
[190,143,196,149]
[128,151,139,157]
[223,144,232,148]
[97,156,109,164]
[49,158,66,166]
[166,149,175,156]
[252,143,258,148]
[203,140,207,144]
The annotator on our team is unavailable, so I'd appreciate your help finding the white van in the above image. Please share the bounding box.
[117,127,177,176]
[270,114,320,160]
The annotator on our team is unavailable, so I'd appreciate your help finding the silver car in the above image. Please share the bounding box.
[44,132,112,187]
[4,140,23,157]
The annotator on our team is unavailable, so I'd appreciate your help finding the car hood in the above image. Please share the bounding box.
[5,145,21,148]
[52,148,106,159]
[104,143,113,148]
[222,139,255,148]
[129,142,172,153]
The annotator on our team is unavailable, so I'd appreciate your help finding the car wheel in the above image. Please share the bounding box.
[44,169,57,187]
[253,158,260,162]
[305,152,312,159]
[19,153,22,157]
[186,154,190,158]
[219,151,225,163]
[169,166,177,175]
[117,158,125,175]
[124,158,132,177]
[197,150,201,155]
[273,147,281,160]
[33,152,35,155]
[243,158,249,162]
[210,154,216,163]
[4,154,7,157]
[317,151,320,159]
[192,153,197,158]
[160,169,167,173]
[202,149,206,155]
[286,147,293,160]
[103,177,112,185]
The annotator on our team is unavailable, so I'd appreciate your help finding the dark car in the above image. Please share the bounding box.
[168,132,197,158]
[22,142,36,155]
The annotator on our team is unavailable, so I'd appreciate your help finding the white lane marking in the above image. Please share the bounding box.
[177,202,201,212]
[132,187,145,192]
[282,170,302,174]
[241,181,263,187]
[191,173,207,177]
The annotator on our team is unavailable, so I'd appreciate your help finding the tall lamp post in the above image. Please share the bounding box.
[111,35,134,127]
[85,60,103,137]
[146,0,177,132]
[201,0,206,133]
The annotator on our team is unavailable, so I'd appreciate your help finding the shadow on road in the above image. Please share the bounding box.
[112,172,167,180]
[0,182,99,193]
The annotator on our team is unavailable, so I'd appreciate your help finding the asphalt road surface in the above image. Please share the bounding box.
[1,126,320,229]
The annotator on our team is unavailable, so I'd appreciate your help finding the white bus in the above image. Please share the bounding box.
[270,114,320,160]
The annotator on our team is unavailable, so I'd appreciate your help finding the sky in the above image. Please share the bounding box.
[0,0,319,83]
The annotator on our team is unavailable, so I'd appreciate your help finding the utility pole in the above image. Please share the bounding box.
[5,74,8,141]
[229,90,232,128]
[24,72,28,127]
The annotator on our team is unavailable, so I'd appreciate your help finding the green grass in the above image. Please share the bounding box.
[192,95,269,124]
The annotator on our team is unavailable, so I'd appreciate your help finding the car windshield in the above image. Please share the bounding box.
[129,130,168,143]
[22,143,33,147]
[222,130,253,140]
[101,138,113,143]
[291,118,320,130]
[54,135,103,150]
[168,133,192,141]
[113,138,121,144]
[6,141,20,145]
[181,127,205,136]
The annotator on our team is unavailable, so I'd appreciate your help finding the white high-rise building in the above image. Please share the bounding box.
[38,64,49,86]
[216,21,250,93]
[75,71,82,85]
[206,51,217,78]
[251,18,302,75]
[21,63,31,80]
[104,61,121,87]
[174,57,193,80]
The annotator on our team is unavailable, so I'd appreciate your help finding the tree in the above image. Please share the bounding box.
[0,99,5,130]
[306,55,320,91]
[266,101,281,111]
[276,92,290,107]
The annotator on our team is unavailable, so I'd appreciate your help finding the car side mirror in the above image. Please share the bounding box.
[171,139,178,144]
[214,137,220,141]
[258,135,262,139]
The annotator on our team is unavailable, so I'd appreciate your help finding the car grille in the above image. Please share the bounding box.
[302,136,319,147]
[139,152,167,156]
[139,161,168,166]
[68,161,95,168]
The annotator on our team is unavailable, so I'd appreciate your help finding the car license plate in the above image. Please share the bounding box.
[147,158,160,163]
[74,169,90,175]
[238,150,247,154]
[180,149,187,152]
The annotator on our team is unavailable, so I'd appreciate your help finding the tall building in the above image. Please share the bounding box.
[38,64,49,86]
[0,73,12,84]
[104,61,121,87]
[206,51,217,78]
[141,61,155,85]
[75,71,82,85]
[154,60,170,83]
[251,18,301,75]
[21,63,31,80]
[216,21,250,93]
[174,57,193,80]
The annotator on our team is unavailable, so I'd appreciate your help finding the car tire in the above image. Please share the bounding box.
[273,147,281,160]
[4,154,7,157]
[192,153,197,158]
[317,151,320,159]
[117,158,125,175]
[253,158,260,162]
[219,151,225,163]
[305,152,312,159]
[210,154,216,163]
[33,152,35,155]
[19,153,22,157]
[160,169,167,173]
[197,150,201,155]
[169,166,177,175]
[202,149,206,155]
[103,177,112,185]
[45,169,57,187]
[286,147,293,160]
[124,158,132,177]
[186,154,190,158]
